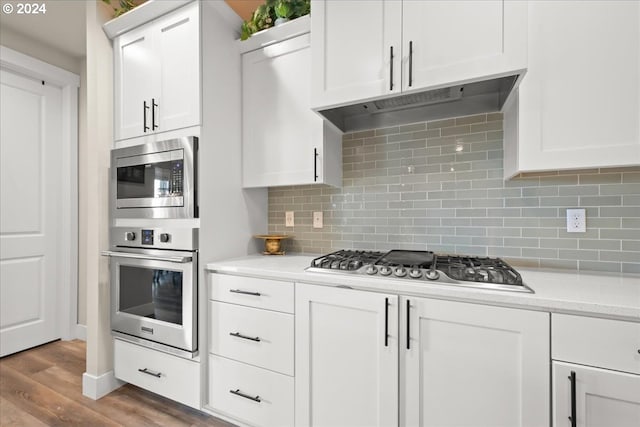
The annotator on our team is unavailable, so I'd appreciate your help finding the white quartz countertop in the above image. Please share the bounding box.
[206,254,640,322]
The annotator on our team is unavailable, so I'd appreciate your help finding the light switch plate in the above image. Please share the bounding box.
[285,211,294,227]
[313,211,323,229]
[566,208,586,233]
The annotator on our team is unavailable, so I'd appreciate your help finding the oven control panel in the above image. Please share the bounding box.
[110,227,198,251]
[141,229,154,245]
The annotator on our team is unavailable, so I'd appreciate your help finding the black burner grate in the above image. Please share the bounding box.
[310,250,385,271]
[434,255,523,285]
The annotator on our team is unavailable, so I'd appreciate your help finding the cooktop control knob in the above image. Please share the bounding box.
[379,266,392,276]
[125,231,136,241]
[159,233,170,243]
[365,264,378,275]
[425,270,440,281]
[394,267,407,277]
[409,269,422,279]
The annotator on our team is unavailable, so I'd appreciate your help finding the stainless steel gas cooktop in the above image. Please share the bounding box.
[306,249,533,293]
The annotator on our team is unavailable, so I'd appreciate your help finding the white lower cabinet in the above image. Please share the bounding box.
[552,314,640,427]
[295,283,399,427]
[207,273,294,426]
[295,283,550,427]
[553,362,640,427]
[401,297,550,427]
[208,354,294,427]
[113,339,200,409]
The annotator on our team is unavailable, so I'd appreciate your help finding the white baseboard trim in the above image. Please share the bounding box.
[82,371,124,400]
[75,324,87,341]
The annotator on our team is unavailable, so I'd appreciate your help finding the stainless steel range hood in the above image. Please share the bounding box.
[317,74,520,133]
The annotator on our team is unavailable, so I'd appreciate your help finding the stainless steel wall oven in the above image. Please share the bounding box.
[103,226,198,358]
[111,136,197,219]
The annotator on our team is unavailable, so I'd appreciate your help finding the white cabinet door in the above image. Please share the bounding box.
[401,297,549,427]
[114,2,200,142]
[311,0,402,108]
[157,1,200,134]
[504,1,640,177]
[553,362,640,427]
[114,23,158,141]
[402,0,526,92]
[242,32,342,187]
[295,283,398,427]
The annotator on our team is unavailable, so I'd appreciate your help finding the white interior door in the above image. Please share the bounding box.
[0,68,62,357]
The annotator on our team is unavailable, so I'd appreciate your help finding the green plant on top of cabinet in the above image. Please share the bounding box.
[503,1,640,177]
[114,2,200,141]
[241,16,342,188]
[310,0,527,110]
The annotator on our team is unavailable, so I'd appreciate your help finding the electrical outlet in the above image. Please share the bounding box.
[313,211,323,229]
[285,211,295,227]
[566,208,586,233]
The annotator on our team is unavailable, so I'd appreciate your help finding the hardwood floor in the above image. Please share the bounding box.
[0,340,234,427]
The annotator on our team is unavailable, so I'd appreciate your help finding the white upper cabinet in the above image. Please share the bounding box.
[311,0,401,108]
[311,0,527,109]
[504,1,640,178]
[242,18,342,188]
[402,0,527,92]
[114,2,200,141]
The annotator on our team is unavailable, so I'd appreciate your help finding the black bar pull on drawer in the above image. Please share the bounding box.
[384,297,389,347]
[406,299,411,350]
[229,389,261,403]
[230,332,261,342]
[568,371,576,427]
[138,368,161,378]
[229,289,261,296]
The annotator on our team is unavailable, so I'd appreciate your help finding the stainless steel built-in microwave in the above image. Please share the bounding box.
[111,137,197,219]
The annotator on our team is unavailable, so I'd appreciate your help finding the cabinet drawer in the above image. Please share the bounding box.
[552,314,640,374]
[114,339,200,409]
[209,273,294,313]
[209,301,294,375]
[208,354,294,427]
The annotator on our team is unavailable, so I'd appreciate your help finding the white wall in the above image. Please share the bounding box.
[82,0,114,388]
[0,26,82,75]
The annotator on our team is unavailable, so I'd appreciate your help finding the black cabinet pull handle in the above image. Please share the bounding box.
[138,368,161,378]
[408,41,413,87]
[229,389,261,403]
[152,98,158,130]
[568,371,576,427]
[230,332,261,342]
[229,289,261,296]
[384,297,389,347]
[314,148,319,181]
[406,299,411,350]
[389,46,394,91]
[143,101,150,132]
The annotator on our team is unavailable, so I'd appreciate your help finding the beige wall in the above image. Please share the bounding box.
[83,0,113,378]
[78,57,87,326]
[0,26,82,75]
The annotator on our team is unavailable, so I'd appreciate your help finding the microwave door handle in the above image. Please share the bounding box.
[101,251,192,264]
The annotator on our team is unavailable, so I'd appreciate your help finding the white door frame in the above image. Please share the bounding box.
[0,45,80,341]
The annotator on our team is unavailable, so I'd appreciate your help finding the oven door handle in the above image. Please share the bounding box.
[101,251,192,264]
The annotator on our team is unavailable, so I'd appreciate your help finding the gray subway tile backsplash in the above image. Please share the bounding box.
[268,113,640,274]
